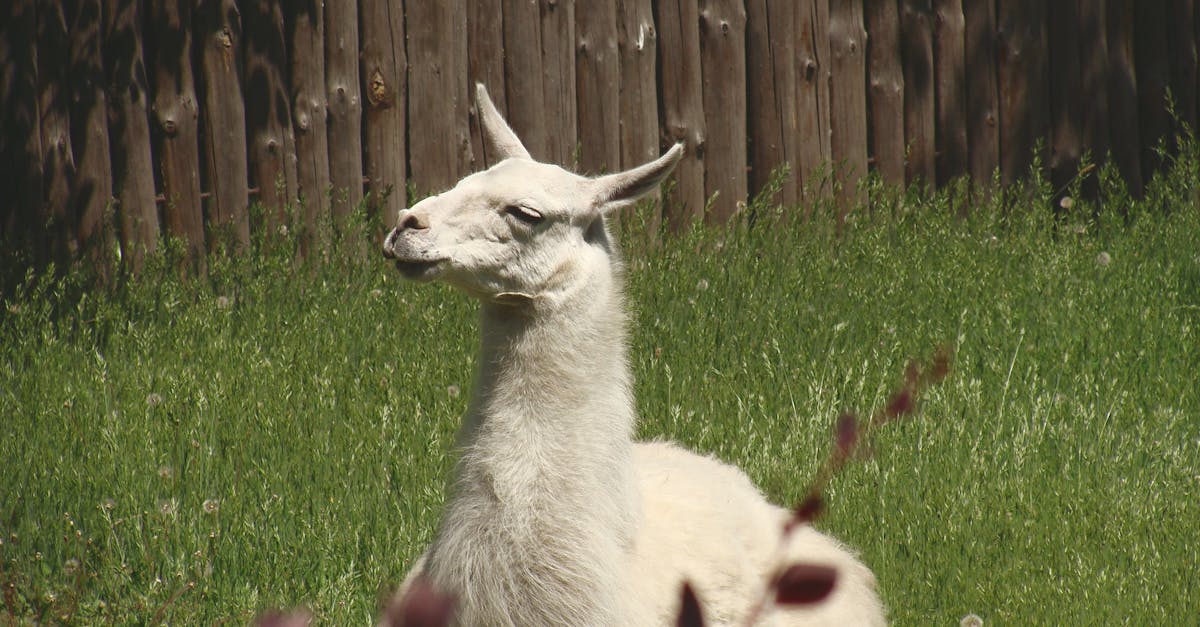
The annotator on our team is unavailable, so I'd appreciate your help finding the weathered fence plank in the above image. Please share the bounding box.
[1135,2,1171,179]
[103,0,158,271]
[359,0,406,226]
[408,1,471,194]
[746,0,800,207]
[196,0,250,252]
[502,0,548,160]
[865,0,905,186]
[540,0,577,167]
[467,0,505,168]
[796,0,832,197]
[147,0,206,268]
[1168,0,1197,134]
[243,0,299,227]
[828,0,868,205]
[901,0,936,188]
[288,0,332,240]
[933,0,968,185]
[996,0,1048,186]
[576,1,621,175]
[1106,0,1143,197]
[655,0,707,227]
[616,0,659,171]
[0,0,46,262]
[963,0,999,184]
[1047,1,1083,199]
[1077,0,1110,164]
[38,0,78,269]
[66,0,114,275]
[324,0,363,217]
[699,0,748,222]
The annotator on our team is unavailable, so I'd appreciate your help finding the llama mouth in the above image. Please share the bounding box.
[393,258,444,280]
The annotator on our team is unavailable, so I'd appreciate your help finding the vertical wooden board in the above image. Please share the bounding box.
[616,0,659,170]
[66,0,114,274]
[698,0,748,222]
[575,1,621,175]
[324,0,363,217]
[796,0,832,197]
[0,0,46,262]
[408,1,471,194]
[103,0,158,271]
[1046,2,1083,196]
[243,0,299,227]
[1167,0,1197,134]
[864,0,905,186]
[933,0,968,185]
[995,0,1048,186]
[540,0,577,167]
[1134,1,1171,178]
[195,0,250,252]
[827,0,869,206]
[1106,0,1143,197]
[963,0,999,184]
[147,0,206,268]
[654,0,707,228]
[360,0,407,226]
[37,0,78,268]
[467,0,505,168]
[745,0,799,207]
[502,0,548,160]
[287,0,332,239]
[900,0,936,188]
[1077,0,1110,165]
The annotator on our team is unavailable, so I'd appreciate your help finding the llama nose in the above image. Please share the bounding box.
[399,211,430,231]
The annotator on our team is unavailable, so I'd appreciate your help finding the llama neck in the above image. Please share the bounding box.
[460,269,639,521]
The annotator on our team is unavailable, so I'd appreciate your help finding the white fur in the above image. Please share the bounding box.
[382,84,886,626]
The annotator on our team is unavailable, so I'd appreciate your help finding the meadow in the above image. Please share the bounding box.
[2,159,1198,624]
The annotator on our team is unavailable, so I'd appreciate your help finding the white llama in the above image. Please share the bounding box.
[381,84,886,626]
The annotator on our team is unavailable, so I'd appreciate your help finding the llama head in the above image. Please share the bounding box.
[383,83,683,305]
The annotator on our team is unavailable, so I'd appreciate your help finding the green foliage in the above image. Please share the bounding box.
[3,157,1199,624]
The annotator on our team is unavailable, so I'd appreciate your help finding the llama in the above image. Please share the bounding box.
[381,84,886,626]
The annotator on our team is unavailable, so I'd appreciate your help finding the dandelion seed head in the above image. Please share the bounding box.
[203,499,220,515]
[961,613,984,627]
[447,385,461,398]
[157,465,174,480]
[64,558,80,575]
[146,393,163,407]
[158,499,177,516]
[1096,251,1112,267]
[216,295,232,310]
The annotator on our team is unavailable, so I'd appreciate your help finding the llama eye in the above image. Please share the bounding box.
[504,204,544,226]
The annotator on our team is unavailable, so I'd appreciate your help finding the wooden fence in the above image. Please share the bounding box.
[1,1,1196,275]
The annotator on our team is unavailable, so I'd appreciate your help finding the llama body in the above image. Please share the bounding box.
[384,85,885,626]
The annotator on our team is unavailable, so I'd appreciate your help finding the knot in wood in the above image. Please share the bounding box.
[721,21,730,35]
[161,118,178,136]
[368,69,388,106]
[267,139,279,154]
[218,28,232,49]
[803,59,818,82]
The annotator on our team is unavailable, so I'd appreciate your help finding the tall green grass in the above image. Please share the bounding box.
[2,158,1198,624]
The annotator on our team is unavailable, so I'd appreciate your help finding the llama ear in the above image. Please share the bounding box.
[589,143,685,212]
[476,83,532,161]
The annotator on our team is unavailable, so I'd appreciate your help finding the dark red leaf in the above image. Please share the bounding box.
[929,346,952,383]
[884,389,914,420]
[386,577,456,627]
[773,563,838,606]
[834,413,859,461]
[676,582,706,627]
[792,493,824,524]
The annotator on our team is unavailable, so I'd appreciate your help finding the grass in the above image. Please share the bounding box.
[2,158,1198,624]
